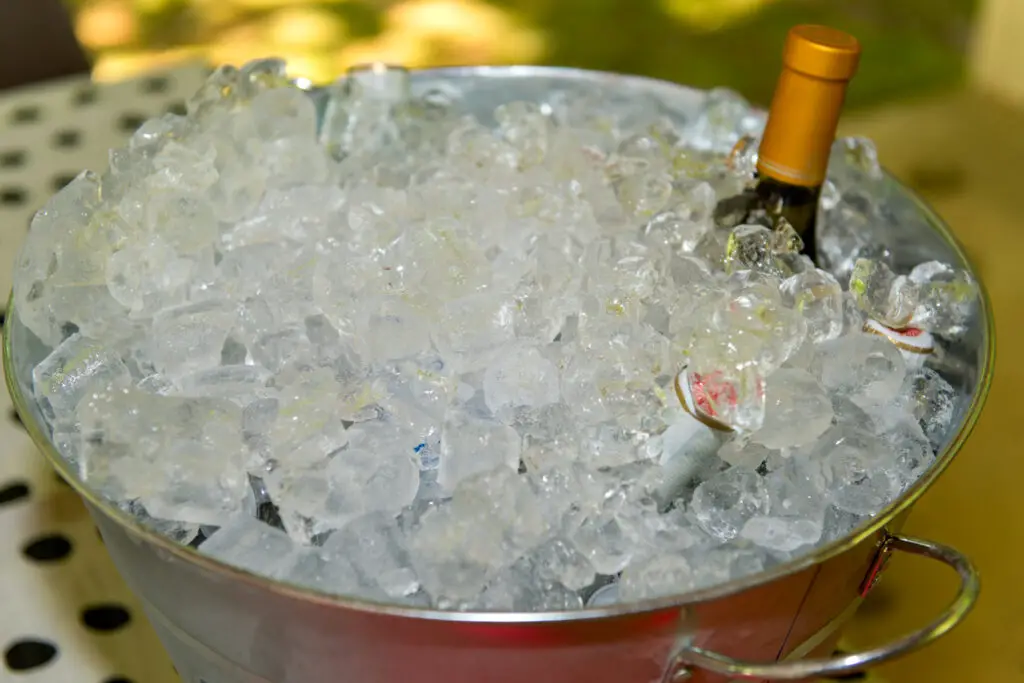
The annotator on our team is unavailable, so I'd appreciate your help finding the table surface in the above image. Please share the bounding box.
[1,65,1019,683]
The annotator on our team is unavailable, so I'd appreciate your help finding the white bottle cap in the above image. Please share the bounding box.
[862,319,935,355]
[674,369,735,433]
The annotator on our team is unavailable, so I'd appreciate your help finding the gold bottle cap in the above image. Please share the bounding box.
[756,25,862,188]
[783,25,861,81]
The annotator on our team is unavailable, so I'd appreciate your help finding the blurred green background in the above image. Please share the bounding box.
[64,0,979,110]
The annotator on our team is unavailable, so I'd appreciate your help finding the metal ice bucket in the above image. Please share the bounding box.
[3,66,994,683]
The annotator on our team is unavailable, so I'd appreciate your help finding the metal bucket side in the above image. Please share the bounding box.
[3,66,995,683]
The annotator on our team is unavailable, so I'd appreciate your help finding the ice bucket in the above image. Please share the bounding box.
[3,66,994,683]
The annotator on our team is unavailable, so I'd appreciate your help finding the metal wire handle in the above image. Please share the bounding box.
[664,534,980,681]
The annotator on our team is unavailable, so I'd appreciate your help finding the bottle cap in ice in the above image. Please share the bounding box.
[674,368,735,433]
[862,319,935,356]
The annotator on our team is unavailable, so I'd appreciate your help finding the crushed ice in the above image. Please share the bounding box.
[13,60,979,610]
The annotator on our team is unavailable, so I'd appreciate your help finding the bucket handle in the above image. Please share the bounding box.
[663,534,979,681]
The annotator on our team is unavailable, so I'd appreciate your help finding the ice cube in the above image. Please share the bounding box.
[616,170,674,218]
[143,194,219,254]
[907,261,978,338]
[831,137,883,181]
[529,536,597,591]
[410,469,544,599]
[640,182,715,253]
[199,514,299,579]
[434,292,516,366]
[849,258,917,329]
[149,300,239,377]
[14,171,128,345]
[905,368,956,450]
[817,191,895,284]
[515,402,582,472]
[269,367,346,449]
[106,236,194,314]
[251,327,307,373]
[568,508,645,575]
[689,281,806,383]
[266,422,419,540]
[754,369,833,449]
[324,513,419,599]
[77,386,251,525]
[807,425,901,516]
[617,552,694,601]
[495,101,550,167]
[882,417,936,491]
[780,269,844,343]
[814,333,906,408]
[285,548,362,597]
[690,467,769,541]
[476,558,583,612]
[250,86,318,141]
[33,334,131,420]
[483,344,561,414]
[179,365,270,405]
[740,458,827,553]
[438,407,521,491]
[717,438,774,471]
[821,505,867,543]
[683,88,765,153]
[724,223,802,278]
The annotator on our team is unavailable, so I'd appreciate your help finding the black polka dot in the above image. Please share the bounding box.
[0,150,25,168]
[0,308,6,325]
[0,480,30,506]
[8,406,22,427]
[4,638,58,671]
[72,86,98,107]
[81,604,132,632]
[0,187,27,207]
[141,75,172,94]
[53,129,81,149]
[52,173,78,193]
[104,677,135,683]
[22,533,73,562]
[118,113,148,134]
[166,100,187,116]
[9,105,40,124]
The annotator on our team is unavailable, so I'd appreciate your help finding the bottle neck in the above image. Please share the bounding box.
[757,68,852,188]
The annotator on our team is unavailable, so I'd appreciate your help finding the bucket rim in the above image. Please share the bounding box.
[2,64,997,625]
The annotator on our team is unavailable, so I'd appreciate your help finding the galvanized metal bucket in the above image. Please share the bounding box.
[3,66,995,683]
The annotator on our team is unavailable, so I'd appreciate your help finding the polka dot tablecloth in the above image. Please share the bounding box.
[0,64,886,683]
[0,63,208,683]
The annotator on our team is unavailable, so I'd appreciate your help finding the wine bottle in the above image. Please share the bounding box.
[715,25,862,262]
